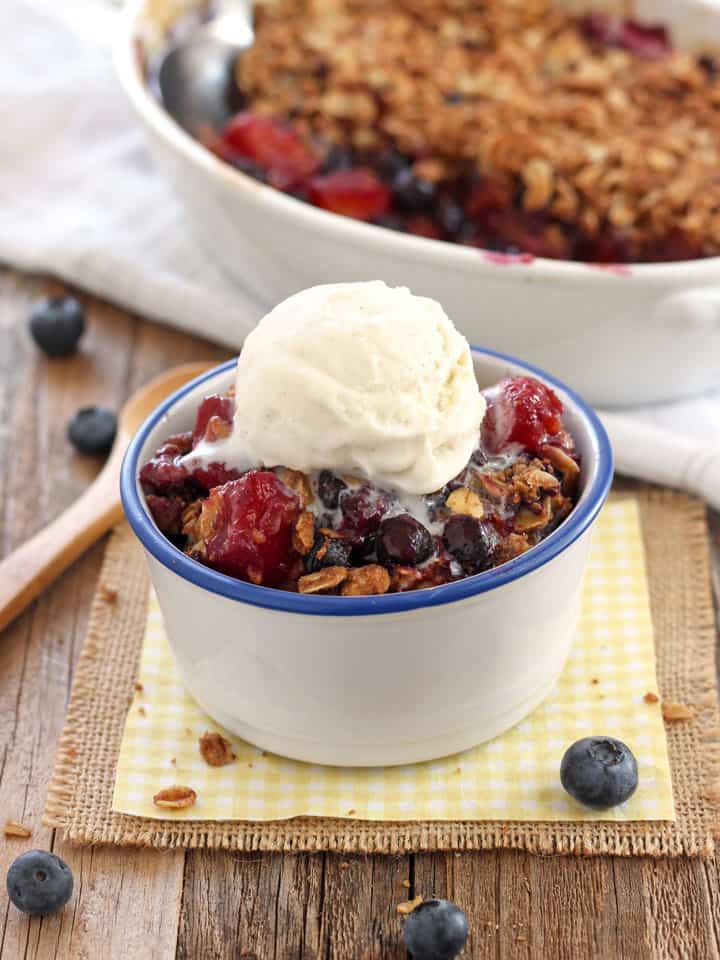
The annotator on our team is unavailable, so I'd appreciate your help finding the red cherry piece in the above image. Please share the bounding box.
[145,494,187,536]
[192,395,235,445]
[190,463,243,491]
[139,435,193,494]
[308,168,392,221]
[339,487,392,542]
[485,211,572,259]
[583,226,634,264]
[466,179,511,218]
[482,376,564,454]
[581,15,670,58]
[222,112,318,190]
[405,216,444,240]
[199,471,301,586]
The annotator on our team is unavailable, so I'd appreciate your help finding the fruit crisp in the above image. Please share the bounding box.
[139,375,580,595]
[195,0,720,263]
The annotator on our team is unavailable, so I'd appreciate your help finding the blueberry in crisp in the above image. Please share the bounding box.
[443,514,495,573]
[29,296,85,357]
[317,470,347,510]
[68,406,117,456]
[376,515,433,566]
[305,533,352,572]
[7,851,74,916]
[392,168,437,214]
[560,737,639,809]
[403,899,469,960]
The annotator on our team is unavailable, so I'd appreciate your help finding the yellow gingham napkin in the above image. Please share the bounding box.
[113,499,674,823]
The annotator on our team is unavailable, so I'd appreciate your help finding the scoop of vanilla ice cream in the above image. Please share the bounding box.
[217,282,485,495]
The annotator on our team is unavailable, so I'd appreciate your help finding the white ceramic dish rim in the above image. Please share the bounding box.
[120,346,613,617]
[116,0,720,284]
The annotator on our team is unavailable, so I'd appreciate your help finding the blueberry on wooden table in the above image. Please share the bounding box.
[68,406,118,456]
[28,296,86,357]
[560,736,639,809]
[403,899,469,960]
[6,850,73,916]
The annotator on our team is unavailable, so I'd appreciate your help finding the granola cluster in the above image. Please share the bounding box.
[236,0,720,260]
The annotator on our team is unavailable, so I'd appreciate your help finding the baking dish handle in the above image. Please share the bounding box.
[652,287,720,333]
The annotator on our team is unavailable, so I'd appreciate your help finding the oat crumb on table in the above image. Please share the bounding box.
[662,701,694,721]
[397,896,423,916]
[644,691,660,704]
[4,821,32,838]
[199,731,237,767]
[153,786,197,809]
[99,584,118,604]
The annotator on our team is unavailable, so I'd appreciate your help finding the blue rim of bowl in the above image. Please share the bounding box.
[121,347,613,616]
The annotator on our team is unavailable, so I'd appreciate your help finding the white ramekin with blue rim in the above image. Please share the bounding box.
[121,348,613,766]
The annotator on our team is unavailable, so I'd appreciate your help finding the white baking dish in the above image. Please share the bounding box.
[116,0,720,408]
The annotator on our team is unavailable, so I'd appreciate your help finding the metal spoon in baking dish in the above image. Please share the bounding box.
[158,0,254,135]
[0,362,213,635]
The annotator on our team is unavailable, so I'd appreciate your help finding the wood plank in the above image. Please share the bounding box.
[414,851,499,959]
[0,277,192,960]
[177,851,325,960]
[318,854,410,959]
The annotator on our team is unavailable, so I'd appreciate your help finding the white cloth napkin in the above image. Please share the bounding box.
[2,0,719,508]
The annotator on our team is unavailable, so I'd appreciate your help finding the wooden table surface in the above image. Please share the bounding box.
[0,270,719,960]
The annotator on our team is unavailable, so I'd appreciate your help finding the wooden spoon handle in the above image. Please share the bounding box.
[0,456,125,634]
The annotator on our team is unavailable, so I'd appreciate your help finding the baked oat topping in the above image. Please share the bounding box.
[276,467,312,509]
[199,731,237,766]
[446,486,485,518]
[298,565,350,593]
[341,564,392,596]
[222,0,720,261]
[152,785,197,809]
[293,510,317,555]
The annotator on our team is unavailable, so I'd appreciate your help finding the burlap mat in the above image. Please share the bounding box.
[44,489,720,856]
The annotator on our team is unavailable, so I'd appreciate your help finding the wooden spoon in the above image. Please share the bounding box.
[0,362,214,634]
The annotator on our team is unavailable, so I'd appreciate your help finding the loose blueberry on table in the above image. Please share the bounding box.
[180,0,720,263]
[6,850,74,917]
[139,375,580,596]
[28,296,86,357]
[403,899,469,960]
[560,737,639,809]
[68,406,118,456]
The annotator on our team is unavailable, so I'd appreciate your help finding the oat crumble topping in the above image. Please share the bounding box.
[233,0,720,260]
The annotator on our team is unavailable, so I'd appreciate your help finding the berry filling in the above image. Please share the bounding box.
[139,375,580,595]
